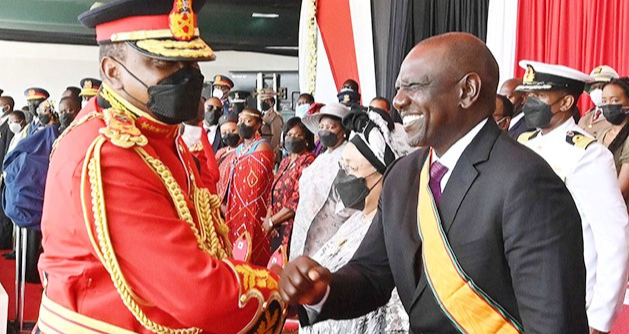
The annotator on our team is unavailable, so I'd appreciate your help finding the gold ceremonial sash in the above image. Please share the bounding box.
[417,152,523,334]
[38,293,138,334]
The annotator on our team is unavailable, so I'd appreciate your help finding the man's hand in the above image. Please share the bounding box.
[279,256,332,306]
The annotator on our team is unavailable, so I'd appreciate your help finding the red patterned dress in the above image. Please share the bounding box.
[216,146,236,201]
[225,136,274,266]
[268,152,316,255]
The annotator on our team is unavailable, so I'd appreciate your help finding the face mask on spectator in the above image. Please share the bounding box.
[9,122,21,134]
[589,89,603,106]
[318,130,340,148]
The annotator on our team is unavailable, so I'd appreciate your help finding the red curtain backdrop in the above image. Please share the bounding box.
[514,0,629,115]
[317,0,361,93]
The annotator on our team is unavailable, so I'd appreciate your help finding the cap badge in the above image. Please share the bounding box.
[83,80,93,90]
[169,0,195,41]
[28,89,36,97]
[523,65,536,84]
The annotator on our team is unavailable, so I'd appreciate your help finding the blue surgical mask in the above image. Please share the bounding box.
[295,104,310,118]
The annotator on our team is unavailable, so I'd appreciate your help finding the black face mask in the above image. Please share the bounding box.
[38,113,51,125]
[204,109,221,126]
[318,130,340,148]
[261,101,272,111]
[285,137,306,154]
[28,104,39,118]
[59,113,75,129]
[522,96,563,129]
[333,169,378,211]
[114,58,204,125]
[238,123,256,139]
[601,104,629,125]
[222,133,240,147]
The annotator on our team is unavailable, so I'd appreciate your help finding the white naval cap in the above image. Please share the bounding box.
[515,60,594,93]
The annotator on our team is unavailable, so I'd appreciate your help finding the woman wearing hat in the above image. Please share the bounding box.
[597,77,629,203]
[301,108,410,333]
[289,103,354,259]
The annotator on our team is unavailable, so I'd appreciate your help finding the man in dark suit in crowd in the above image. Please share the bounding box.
[0,96,16,164]
[0,96,15,250]
[499,78,531,139]
[279,32,588,333]
[203,97,224,153]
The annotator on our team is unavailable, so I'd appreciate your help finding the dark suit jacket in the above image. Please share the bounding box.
[312,120,588,333]
[0,121,14,171]
[211,128,223,153]
[507,115,531,140]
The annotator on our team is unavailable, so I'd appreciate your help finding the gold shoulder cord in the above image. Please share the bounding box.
[50,111,103,159]
[78,104,232,334]
[133,147,231,259]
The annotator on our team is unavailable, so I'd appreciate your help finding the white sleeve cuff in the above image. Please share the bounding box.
[302,285,331,322]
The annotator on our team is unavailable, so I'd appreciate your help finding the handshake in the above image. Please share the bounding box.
[275,256,332,307]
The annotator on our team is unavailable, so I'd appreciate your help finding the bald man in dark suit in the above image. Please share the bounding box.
[279,33,588,333]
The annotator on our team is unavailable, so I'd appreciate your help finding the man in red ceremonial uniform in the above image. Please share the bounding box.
[36,1,285,333]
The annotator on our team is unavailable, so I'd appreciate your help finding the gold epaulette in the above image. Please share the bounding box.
[99,108,148,148]
[517,130,540,144]
[566,131,595,150]
[188,141,203,152]
[50,111,103,159]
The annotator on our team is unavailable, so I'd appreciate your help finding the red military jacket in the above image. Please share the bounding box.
[39,92,284,334]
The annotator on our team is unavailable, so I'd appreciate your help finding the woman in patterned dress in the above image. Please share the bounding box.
[263,117,316,256]
[224,108,274,266]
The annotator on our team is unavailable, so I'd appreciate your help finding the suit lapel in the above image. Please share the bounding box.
[439,120,499,233]
[439,158,478,233]
[400,152,424,301]
[410,120,500,306]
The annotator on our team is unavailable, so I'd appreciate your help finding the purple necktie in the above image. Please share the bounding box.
[429,161,449,206]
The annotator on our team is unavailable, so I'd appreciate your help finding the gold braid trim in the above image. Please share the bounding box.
[192,183,233,258]
[77,85,230,334]
[134,146,230,260]
[82,135,201,334]
[135,39,214,59]
[51,111,103,159]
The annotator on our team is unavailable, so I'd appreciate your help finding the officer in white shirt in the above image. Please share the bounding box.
[517,60,629,334]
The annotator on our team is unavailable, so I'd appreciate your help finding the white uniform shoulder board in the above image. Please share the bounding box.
[517,130,539,144]
[565,131,595,150]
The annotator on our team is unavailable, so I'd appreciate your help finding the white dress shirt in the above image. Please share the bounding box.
[508,113,525,130]
[203,123,217,145]
[434,118,488,191]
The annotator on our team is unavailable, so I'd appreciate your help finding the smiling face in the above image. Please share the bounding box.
[393,45,463,148]
[392,34,498,153]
